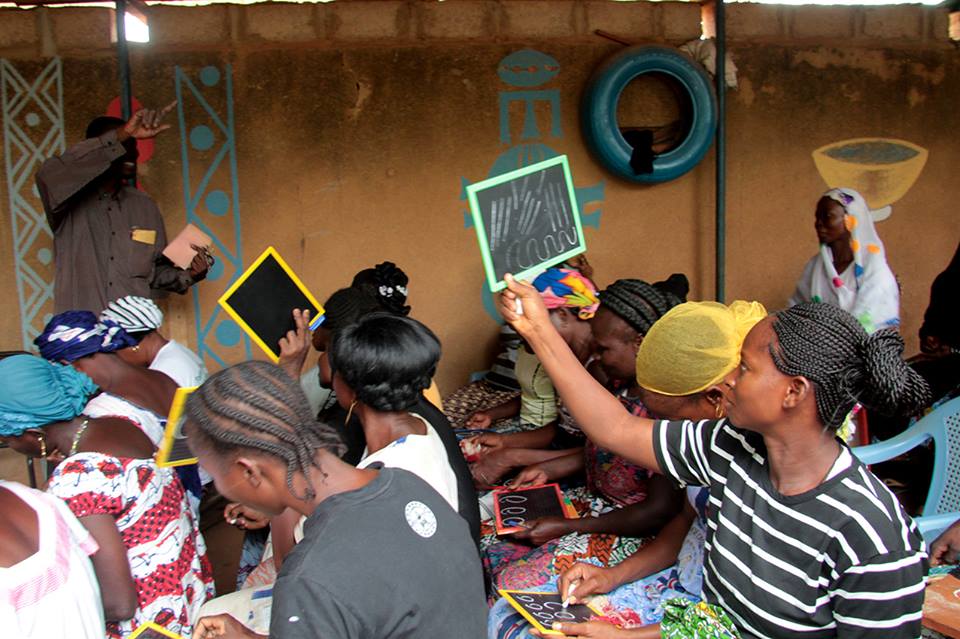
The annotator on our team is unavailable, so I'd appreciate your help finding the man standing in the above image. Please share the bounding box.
[36,102,210,313]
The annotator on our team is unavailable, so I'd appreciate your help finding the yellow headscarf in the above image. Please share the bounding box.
[635,300,768,396]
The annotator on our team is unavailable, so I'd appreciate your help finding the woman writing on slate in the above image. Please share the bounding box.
[0,355,213,639]
[482,277,689,593]
[489,299,766,638]
[188,361,487,639]
[499,275,929,638]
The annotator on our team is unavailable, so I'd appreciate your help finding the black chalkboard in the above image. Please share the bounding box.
[467,155,586,292]
[129,621,185,638]
[498,590,602,635]
[493,483,569,534]
[218,247,325,362]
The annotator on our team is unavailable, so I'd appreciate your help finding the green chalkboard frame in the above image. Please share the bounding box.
[466,155,586,292]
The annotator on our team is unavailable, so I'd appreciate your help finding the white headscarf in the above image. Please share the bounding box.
[100,295,164,334]
[793,187,900,333]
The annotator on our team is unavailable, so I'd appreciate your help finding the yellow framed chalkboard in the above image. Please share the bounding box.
[218,246,325,362]
[156,386,199,468]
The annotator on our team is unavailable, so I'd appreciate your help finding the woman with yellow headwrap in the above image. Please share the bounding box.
[499,276,929,639]
[488,300,764,639]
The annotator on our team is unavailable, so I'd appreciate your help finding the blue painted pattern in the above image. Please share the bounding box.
[1,58,64,350]
[175,64,250,369]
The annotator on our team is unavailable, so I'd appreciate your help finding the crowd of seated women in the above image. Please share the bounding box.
[1,187,958,639]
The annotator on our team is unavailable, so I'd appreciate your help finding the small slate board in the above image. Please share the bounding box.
[467,155,586,292]
[498,590,603,635]
[218,246,325,362]
[129,621,185,639]
[157,386,199,468]
[493,483,571,535]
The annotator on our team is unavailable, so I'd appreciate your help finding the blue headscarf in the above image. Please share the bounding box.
[34,310,137,362]
[0,355,98,436]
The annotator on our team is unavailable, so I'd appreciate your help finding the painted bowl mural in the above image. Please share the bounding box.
[812,138,928,221]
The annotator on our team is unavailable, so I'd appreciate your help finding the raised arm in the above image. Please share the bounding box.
[35,130,127,230]
[499,275,660,472]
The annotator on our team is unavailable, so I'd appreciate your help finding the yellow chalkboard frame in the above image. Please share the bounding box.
[128,621,186,639]
[498,590,604,635]
[218,246,326,362]
[156,386,199,468]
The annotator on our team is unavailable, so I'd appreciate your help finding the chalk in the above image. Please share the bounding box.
[515,299,523,316]
[562,580,579,609]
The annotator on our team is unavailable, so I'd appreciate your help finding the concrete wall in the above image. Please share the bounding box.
[0,0,956,394]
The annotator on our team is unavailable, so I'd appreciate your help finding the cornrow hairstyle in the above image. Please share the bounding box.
[771,302,931,431]
[329,312,440,413]
[185,360,346,501]
[322,287,384,334]
[598,275,689,337]
[352,261,411,316]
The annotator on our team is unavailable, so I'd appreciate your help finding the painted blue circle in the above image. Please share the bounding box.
[200,66,220,87]
[206,257,225,281]
[190,125,215,151]
[25,112,40,127]
[36,247,52,265]
[215,319,242,346]
[205,190,230,217]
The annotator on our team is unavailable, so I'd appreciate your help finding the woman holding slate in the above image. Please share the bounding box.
[0,355,213,639]
[498,275,929,638]
[188,361,487,639]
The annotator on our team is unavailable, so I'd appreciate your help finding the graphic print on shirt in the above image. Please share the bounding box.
[405,500,438,538]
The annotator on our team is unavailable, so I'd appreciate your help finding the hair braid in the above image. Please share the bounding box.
[598,275,688,336]
[771,303,930,430]
[185,361,346,501]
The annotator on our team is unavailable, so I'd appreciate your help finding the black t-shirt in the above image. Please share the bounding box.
[270,467,487,639]
[325,395,481,547]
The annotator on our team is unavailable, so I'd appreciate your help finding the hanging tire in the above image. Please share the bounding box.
[581,45,718,184]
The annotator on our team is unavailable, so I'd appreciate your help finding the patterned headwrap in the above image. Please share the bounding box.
[532,267,600,320]
[808,188,899,332]
[34,310,137,363]
[0,355,98,436]
[635,300,768,396]
[100,295,164,334]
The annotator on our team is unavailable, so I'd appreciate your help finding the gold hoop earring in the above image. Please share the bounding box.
[715,402,725,419]
[35,431,47,459]
[345,400,358,425]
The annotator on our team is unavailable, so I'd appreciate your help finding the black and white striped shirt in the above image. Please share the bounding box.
[653,418,928,639]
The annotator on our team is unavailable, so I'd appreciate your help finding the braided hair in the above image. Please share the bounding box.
[322,287,384,334]
[599,274,689,336]
[771,303,931,430]
[185,360,346,501]
[329,313,440,413]
[352,261,411,316]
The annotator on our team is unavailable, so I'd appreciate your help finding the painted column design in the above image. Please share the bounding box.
[175,64,251,369]
[1,57,63,350]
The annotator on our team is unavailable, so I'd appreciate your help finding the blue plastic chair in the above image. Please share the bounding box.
[852,395,960,542]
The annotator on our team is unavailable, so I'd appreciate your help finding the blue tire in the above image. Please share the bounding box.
[582,45,718,184]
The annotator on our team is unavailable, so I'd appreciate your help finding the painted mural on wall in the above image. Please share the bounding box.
[460,49,606,321]
[812,138,928,221]
[175,64,251,369]
[1,57,63,351]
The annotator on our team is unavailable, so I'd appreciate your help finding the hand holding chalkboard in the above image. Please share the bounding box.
[494,483,576,535]
[468,156,586,292]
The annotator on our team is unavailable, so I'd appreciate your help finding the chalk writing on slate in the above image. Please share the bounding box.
[494,483,567,534]
[499,590,602,635]
[468,155,586,292]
